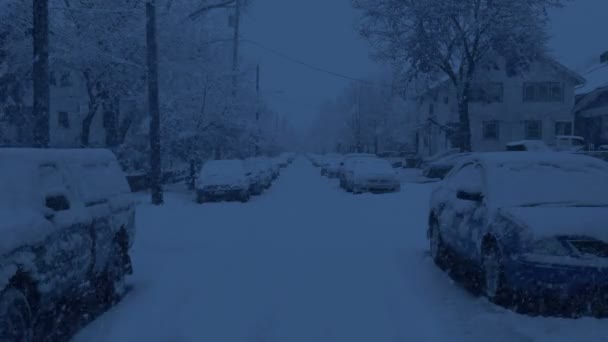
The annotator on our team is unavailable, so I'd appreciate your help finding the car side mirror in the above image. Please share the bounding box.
[456,188,483,202]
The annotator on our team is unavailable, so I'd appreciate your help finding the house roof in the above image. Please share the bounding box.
[576,63,608,95]
[415,57,585,98]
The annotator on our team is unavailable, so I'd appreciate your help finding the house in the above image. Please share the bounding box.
[415,58,585,158]
[47,68,107,148]
[574,51,608,147]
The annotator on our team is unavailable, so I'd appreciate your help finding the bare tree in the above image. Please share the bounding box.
[352,0,563,151]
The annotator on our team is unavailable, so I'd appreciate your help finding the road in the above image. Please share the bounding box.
[74,157,608,342]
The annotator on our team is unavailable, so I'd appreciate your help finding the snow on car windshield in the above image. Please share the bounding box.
[490,158,608,207]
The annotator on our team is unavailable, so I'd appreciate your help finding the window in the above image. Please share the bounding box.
[59,72,72,87]
[443,97,449,104]
[469,82,503,103]
[429,103,435,116]
[523,82,563,102]
[525,120,542,139]
[482,121,499,140]
[58,111,70,128]
[555,121,573,136]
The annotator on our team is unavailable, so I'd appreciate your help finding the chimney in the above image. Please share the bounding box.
[601,51,608,64]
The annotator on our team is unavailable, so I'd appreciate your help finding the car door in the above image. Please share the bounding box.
[72,162,115,276]
[35,162,94,296]
[440,163,485,258]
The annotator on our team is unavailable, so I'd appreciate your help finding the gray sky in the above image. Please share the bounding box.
[242,0,607,129]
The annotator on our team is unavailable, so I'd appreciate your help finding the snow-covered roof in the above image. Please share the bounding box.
[576,63,608,95]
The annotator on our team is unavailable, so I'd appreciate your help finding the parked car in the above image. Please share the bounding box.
[378,151,406,168]
[344,158,400,193]
[553,135,587,152]
[244,159,267,196]
[419,148,461,168]
[196,160,250,203]
[0,148,135,340]
[321,156,343,178]
[422,153,471,180]
[428,152,608,316]
[337,153,377,186]
[505,140,551,152]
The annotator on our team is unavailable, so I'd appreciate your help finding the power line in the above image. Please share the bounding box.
[241,38,392,88]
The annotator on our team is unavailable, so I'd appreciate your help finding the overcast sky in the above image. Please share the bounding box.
[242,0,607,129]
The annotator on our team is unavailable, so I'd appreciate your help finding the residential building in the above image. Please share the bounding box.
[415,58,585,157]
[574,51,608,147]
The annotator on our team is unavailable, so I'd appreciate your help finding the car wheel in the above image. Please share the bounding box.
[429,220,447,268]
[240,194,250,203]
[482,245,511,306]
[96,244,128,306]
[0,288,33,342]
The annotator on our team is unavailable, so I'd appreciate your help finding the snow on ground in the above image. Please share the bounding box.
[74,157,608,342]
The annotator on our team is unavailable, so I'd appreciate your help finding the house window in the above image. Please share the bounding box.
[523,82,563,102]
[525,120,542,139]
[59,72,72,87]
[429,103,435,116]
[482,121,499,140]
[555,121,573,136]
[469,82,503,103]
[58,111,69,128]
[443,97,449,104]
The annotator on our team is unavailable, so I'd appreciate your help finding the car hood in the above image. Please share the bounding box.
[503,207,608,242]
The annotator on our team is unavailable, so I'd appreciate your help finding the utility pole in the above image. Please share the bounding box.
[255,64,260,156]
[33,0,50,147]
[146,0,163,205]
[231,0,241,97]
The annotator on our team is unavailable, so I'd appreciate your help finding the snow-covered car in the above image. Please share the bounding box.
[196,160,250,203]
[344,158,400,193]
[0,148,135,339]
[245,157,274,194]
[337,153,377,187]
[428,152,608,316]
[321,156,343,178]
[553,135,587,152]
[505,140,551,152]
[378,151,406,168]
[422,153,471,180]
[419,148,461,168]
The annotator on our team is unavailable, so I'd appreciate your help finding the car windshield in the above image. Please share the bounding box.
[491,160,608,207]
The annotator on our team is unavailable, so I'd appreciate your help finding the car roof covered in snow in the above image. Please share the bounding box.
[453,152,608,209]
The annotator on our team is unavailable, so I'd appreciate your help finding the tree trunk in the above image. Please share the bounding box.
[32,0,49,147]
[457,95,472,152]
[103,97,120,148]
[81,102,99,147]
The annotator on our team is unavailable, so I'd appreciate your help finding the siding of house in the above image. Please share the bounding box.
[416,60,579,157]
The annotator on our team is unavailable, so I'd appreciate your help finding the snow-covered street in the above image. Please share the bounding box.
[74,158,608,342]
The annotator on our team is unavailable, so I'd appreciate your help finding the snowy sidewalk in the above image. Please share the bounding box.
[74,158,608,342]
